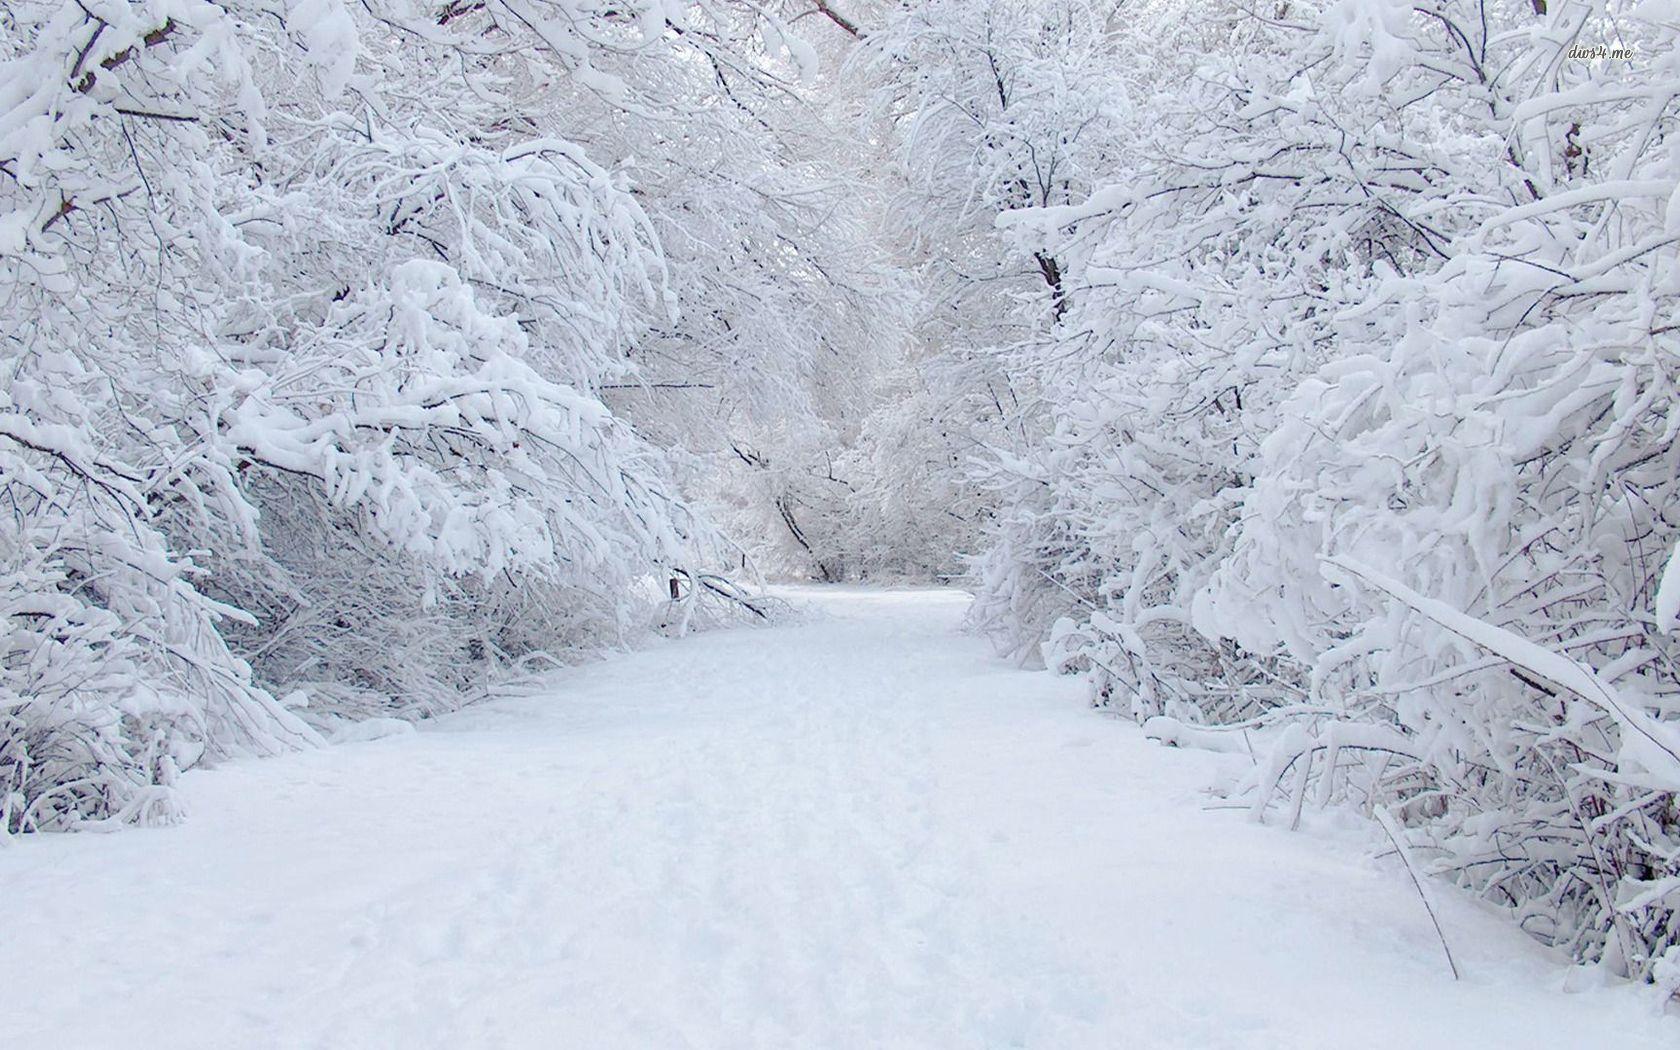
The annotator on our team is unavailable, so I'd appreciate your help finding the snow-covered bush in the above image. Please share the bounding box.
[936,0,1680,979]
[1195,0,1680,980]
[0,0,790,830]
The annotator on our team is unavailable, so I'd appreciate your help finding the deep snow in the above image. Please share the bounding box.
[3,587,1673,1048]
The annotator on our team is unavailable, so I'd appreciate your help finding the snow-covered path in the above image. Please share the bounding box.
[4,587,1672,1048]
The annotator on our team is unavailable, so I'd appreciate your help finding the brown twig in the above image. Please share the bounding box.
[812,0,861,37]
[73,19,177,94]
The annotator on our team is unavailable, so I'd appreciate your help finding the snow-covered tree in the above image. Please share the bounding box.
[11,0,1680,995]
[0,0,832,830]
[943,0,1680,978]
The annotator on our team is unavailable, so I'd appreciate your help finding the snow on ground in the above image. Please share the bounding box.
[3,587,1673,1049]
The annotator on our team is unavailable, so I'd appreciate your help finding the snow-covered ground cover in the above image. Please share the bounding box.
[3,587,1670,1048]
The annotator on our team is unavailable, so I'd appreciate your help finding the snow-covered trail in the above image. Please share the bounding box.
[4,587,1671,1049]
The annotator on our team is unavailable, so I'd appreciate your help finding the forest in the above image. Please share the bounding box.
[4,0,1680,1026]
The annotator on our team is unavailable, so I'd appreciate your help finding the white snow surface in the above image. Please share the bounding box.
[3,587,1673,1049]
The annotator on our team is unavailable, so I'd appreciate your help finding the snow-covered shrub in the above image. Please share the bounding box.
[966,0,1398,706]
[1191,0,1680,980]
[944,0,1680,978]
[0,0,774,829]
